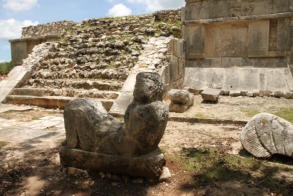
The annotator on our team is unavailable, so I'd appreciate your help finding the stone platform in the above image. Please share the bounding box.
[184,67,293,98]
[60,147,165,179]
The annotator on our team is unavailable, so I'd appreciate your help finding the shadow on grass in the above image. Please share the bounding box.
[178,148,293,196]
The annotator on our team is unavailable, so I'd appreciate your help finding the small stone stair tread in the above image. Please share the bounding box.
[4,95,114,110]
[24,78,123,91]
[11,88,119,99]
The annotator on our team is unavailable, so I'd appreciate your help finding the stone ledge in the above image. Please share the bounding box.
[184,12,293,25]
[59,146,166,179]
[9,34,60,43]
[109,112,248,126]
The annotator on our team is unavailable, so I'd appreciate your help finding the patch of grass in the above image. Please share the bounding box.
[32,116,42,121]
[0,141,9,149]
[173,20,182,29]
[273,108,293,123]
[240,108,260,118]
[194,113,210,119]
[172,147,293,195]
[0,61,13,75]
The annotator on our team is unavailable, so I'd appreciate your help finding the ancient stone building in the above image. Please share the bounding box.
[183,0,293,97]
[10,21,74,66]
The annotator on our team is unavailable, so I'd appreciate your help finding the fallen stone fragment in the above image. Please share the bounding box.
[159,166,171,181]
[201,88,221,103]
[240,113,293,158]
[168,89,194,113]
[168,89,193,105]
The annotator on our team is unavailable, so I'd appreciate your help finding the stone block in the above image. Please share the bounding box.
[60,147,165,179]
[168,89,194,113]
[201,88,221,103]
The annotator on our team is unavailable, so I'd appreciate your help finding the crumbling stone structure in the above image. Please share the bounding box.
[5,10,184,111]
[154,9,182,23]
[10,21,74,66]
[183,0,293,97]
[60,72,169,179]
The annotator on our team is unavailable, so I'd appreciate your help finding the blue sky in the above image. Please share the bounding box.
[0,0,185,62]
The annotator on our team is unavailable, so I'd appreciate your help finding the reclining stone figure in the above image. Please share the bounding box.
[59,72,169,179]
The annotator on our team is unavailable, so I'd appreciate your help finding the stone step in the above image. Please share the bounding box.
[31,68,129,81]
[24,79,123,91]
[4,95,114,111]
[11,88,119,99]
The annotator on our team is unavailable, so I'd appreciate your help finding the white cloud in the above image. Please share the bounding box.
[0,19,38,40]
[108,3,132,17]
[127,0,185,11]
[3,0,38,11]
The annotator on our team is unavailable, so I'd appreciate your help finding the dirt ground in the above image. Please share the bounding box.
[0,97,293,196]
[169,95,293,122]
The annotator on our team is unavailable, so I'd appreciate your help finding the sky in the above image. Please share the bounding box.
[0,0,185,62]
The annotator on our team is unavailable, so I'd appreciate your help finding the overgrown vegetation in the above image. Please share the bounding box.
[273,108,293,123]
[165,147,293,195]
[241,107,293,123]
[0,61,13,75]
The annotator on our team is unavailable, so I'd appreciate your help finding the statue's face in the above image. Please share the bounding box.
[133,72,163,103]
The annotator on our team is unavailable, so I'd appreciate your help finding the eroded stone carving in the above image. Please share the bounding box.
[59,72,169,179]
[168,89,194,113]
[240,113,293,158]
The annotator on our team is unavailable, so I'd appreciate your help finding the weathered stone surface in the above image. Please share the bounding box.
[60,147,165,179]
[133,72,163,104]
[168,89,193,105]
[168,89,194,113]
[169,104,190,113]
[61,72,169,179]
[124,101,168,155]
[201,88,221,103]
[240,113,293,158]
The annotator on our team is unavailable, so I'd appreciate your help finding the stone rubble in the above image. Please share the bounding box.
[240,113,293,158]
[168,89,194,113]
[201,88,221,103]
[9,13,182,110]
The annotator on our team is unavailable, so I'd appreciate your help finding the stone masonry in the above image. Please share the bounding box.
[183,0,293,98]
[5,11,183,111]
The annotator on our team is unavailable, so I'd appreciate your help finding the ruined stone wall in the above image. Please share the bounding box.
[162,39,185,90]
[183,0,293,68]
[154,9,182,23]
[22,21,75,38]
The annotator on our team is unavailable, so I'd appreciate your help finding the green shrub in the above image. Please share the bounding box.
[0,61,13,75]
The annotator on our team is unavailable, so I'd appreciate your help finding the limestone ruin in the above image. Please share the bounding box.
[1,10,183,112]
[183,0,293,98]
[60,72,169,179]
[1,0,293,112]
[241,113,293,158]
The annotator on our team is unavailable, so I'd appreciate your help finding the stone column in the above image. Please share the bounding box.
[289,19,293,76]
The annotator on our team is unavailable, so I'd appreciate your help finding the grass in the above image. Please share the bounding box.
[194,113,211,119]
[240,108,260,118]
[166,147,293,195]
[273,108,293,123]
[241,107,293,123]
[0,141,9,149]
